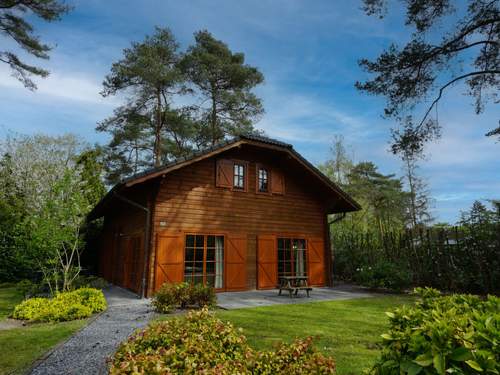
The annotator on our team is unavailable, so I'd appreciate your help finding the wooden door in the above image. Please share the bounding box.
[155,233,184,290]
[225,234,247,291]
[308,237,325,286]
[257,235,277,289]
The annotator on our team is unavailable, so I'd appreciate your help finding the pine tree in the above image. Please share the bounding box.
[181,30,264,146]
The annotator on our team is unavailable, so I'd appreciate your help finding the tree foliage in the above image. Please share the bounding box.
[0,133,104,289]
[181,30,265,146]
[357,0,500,151]
[0,0,70,89]
[98,27,264,184]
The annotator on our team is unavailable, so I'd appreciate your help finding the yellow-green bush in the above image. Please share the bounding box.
[12,287,106,322]
[110,308,335,374]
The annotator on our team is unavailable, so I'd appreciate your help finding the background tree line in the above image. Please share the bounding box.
[319,136,500,294]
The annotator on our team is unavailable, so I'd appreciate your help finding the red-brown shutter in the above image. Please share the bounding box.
[216,159,233,188]
[225,234,247,291]
[308,238,325,286]
[257,235,277,289]
[271,169,285,194]
[154,233,184,291]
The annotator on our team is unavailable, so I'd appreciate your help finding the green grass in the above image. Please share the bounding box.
[0,286,88,375]
[0,285,23,320]
[0,320,87,375]
[216,296,414,375]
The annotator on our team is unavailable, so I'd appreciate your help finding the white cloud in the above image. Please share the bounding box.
[0,65,118,106]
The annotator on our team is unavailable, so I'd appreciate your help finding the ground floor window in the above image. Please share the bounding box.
[184,234,224,288]
[277,238,307,278]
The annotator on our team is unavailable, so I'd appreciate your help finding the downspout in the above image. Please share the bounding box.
[113,192,151,299]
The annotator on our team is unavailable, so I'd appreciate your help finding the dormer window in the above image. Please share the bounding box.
[258,167,269,192]
[233,163,245,189]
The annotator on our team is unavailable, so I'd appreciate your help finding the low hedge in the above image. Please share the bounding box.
[370,288,500,374]
[12,287,107,322]
[110,308,335,374]
[152,282,216,313]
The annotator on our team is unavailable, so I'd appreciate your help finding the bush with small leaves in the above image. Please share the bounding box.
[151,282,216,313]
[369,288,500,374]
[110,308,336,374]
[12,287,107,322]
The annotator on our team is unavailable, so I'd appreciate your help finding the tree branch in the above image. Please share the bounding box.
[417,70,500,131]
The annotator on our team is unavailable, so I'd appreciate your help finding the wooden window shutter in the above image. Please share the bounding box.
[216,159,233,188]
[154,233,184,291]
[271,169,285,195]
[257,235,277,289]
[308,237,325,286]
[225,233,247,291]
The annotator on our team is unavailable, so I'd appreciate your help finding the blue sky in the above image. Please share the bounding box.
[0,0,498,223]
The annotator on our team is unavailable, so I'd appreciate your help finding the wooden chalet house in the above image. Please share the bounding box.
[88,135,360,297]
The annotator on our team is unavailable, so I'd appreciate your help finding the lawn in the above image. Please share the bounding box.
[0,285,87,375]
[216,295,414,375]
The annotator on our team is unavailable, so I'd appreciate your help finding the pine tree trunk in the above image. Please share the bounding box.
[211,88,217,146]
[154,89,162,167]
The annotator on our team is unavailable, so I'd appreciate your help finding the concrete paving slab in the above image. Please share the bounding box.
[217,284,377,310]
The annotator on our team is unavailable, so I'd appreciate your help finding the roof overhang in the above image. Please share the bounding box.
[88,136,361,220]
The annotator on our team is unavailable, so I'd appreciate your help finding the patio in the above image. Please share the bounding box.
[217,283,377,309]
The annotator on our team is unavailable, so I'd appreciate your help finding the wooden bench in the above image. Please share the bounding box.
[278,276,312,298]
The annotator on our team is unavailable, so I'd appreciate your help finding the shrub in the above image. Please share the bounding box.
[110,308,335,374]
[369,288,500,374]
[72,275,109,290]
[191,283,216,308]
[354,261,412,292]
[12,287,107,322]
[151,282,216,313]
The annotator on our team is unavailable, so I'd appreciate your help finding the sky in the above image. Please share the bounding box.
[0,0,498,223]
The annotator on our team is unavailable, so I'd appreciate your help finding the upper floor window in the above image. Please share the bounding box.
[258,167,269,192]
[233,163,245,189]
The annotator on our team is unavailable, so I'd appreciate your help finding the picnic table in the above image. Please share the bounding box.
[278,276,312,298]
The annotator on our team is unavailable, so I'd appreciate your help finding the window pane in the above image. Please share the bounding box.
[278,238,284,249]
[193,275,203,285]
[186,235,195,247]
[195,235,204,248]
[194,261,204,273]
[206,262,215,274]
[207,235,215,248]
[184,261,194,274]
[194,248,204,261]
[206,248,215,262]
[185,248,194,262]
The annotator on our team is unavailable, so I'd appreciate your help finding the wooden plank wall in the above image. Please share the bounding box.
[149,145,327,294]
[98,185,150,293]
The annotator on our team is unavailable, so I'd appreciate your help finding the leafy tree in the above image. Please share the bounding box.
[98,27,188,180]
[0,133,97,288]
[75,147,107,206]
[357,0,499,150]
[29,167,91,292]
[0,0,70,90]
[318,135,354,186]
[181,30,264,146]
[346,162,409,234]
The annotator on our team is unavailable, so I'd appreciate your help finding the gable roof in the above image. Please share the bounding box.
[88,134,360,220]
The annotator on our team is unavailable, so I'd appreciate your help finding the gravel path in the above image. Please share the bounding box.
[30,286,154,375]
